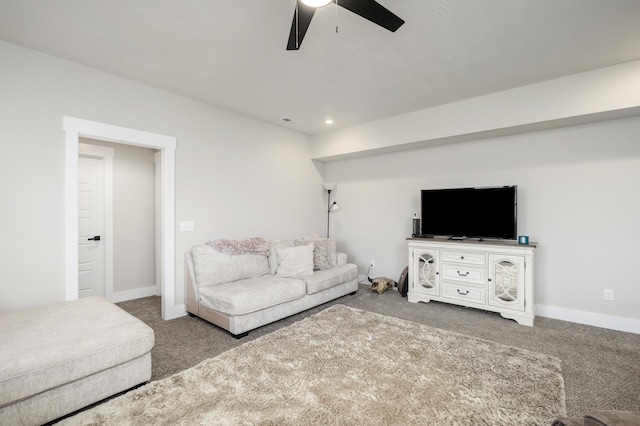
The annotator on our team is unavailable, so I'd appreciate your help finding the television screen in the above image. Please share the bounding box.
[420,186,517,240]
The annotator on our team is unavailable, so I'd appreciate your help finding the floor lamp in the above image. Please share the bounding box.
[323,183,340,237]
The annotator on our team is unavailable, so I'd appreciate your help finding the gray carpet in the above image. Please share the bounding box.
[117,284,640,418]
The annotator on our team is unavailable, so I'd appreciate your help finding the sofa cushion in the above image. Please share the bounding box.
[302,263,358,295]
[276,244,314,277]
[0,297,154,409]
[192,244,269,287]
[197,274,307,316]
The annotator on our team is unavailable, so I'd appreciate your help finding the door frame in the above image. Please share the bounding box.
[64,117,181,320]
[78,143,114,300]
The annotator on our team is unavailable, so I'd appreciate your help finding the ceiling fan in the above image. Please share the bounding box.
[287,0,405,50]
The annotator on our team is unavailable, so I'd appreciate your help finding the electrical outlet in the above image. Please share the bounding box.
[369,260,375,269]
[603,289,614,301]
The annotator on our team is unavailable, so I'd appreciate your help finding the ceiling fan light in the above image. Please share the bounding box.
[300,0,332,7]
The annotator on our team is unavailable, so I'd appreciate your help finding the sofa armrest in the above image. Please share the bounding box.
[336,252,347,266]
[185,252,199,314]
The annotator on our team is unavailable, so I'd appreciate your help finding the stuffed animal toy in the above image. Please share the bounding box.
[369,277,397,294]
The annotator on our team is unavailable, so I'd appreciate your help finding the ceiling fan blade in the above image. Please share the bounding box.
[287,1,317,50]
[337,0,404,32]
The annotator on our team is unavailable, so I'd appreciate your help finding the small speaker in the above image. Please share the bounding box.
[412,213,420,236]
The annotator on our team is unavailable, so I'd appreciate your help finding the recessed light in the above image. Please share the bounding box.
[325,119,334,125]
[301,0,332,7]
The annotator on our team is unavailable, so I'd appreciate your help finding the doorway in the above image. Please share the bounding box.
[64,117,181,320]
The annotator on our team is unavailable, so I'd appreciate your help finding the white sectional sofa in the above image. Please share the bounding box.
[185,236,358,337]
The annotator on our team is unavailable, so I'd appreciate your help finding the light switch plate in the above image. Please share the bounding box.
[179,221,194,232]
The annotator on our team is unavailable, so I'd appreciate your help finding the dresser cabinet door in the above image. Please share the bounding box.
[488,254,525,311]
[412,248,439,296]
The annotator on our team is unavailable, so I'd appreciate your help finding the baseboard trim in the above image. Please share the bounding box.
[536,304,640,334]
[111,286,159,303]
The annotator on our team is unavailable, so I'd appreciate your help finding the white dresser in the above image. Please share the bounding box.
[407,237,535,326]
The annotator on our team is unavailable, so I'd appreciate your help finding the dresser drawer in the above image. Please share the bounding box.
[441,263,485,284]
[441,250,486,265]
[442,282,486,304]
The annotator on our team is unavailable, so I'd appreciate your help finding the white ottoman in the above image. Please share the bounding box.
[0,296,155,426]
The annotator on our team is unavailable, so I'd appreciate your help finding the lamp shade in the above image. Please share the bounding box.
[301,0,332,7]
[330,201,340,212]
[322,182,336,191]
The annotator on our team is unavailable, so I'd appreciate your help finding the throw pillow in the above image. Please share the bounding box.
[268,239,295,274]
[208,237,270,256]
[276,244,314,277]
[297,237,337,270]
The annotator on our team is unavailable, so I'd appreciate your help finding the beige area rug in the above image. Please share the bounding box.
[61,305,566,425]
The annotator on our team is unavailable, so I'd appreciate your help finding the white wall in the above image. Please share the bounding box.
[0,40,325,313]
[324,116,640,329]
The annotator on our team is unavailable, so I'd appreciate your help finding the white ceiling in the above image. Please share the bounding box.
[2,0,640,135]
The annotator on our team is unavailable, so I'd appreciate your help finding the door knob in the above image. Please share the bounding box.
[88,236,101,241]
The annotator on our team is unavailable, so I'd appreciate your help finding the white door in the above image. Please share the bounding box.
[78,156,104,298]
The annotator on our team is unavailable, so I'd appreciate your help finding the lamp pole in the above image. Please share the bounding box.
[326,189,332,238]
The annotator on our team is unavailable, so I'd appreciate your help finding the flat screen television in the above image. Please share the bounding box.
[419,186,517,240]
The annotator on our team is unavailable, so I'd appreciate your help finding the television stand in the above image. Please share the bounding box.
[407,237,536,326]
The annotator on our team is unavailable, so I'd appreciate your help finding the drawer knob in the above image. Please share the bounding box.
[460,256,464,259]
[457,270,470,277]
[457,289,469,295]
